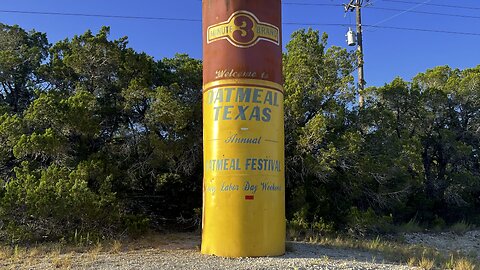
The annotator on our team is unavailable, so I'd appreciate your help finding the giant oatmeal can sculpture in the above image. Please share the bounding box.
[201,0,285,257]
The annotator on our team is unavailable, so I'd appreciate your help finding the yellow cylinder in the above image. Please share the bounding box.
[201,0,285,257]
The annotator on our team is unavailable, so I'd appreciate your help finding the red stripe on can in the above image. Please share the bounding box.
[245,195,254,200]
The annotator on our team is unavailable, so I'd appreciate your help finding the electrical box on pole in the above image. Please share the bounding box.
[346,28,356,46]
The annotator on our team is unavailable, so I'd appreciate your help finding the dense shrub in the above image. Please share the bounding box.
[0,160,119,243]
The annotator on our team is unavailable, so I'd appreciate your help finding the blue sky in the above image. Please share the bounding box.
[1,0,479,86]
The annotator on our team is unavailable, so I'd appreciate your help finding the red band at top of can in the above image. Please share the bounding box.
[202,0,282,88]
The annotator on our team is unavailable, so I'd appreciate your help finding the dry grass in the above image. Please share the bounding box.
[444,254,456,269]
[454,258,476,270]
[297,233,479,270]
[0,231,477,269]
[418,256,435,270]
[110,240,122,254]
[29,247,40,257]
[87,242,103,262]
[407,257,417,267]
[0,232,199,269]
[0,246,11,260]
[51,252,73,269]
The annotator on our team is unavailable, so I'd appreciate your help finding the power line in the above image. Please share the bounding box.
[279,2,480,20]
[285,22,480,36]
[282,2,342,7]
[2,6,479,21]
[366,25,480,36]
[380,0,480,10]
[281,0,480,11]
[1,9,479,37]
[369,0,432,27]
[267,1,480,20]
[0,9,202,22]
[369,6,480,20]
[284,22,350,27]
[196,0,342,6]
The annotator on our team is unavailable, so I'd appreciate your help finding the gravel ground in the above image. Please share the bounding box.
[404,230,480,259]
[17,233,416,270]
[68,246,413,270]
[7,231,480,269]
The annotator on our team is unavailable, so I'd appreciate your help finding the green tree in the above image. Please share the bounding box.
[283,28,358,226]
[0,23,49,114]
[1,25,204,241]
[118,54,203,222]
[412,66,480,222]
[362,66,480,225]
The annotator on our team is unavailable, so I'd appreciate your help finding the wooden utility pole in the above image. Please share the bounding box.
[345,0,367,108]
[355,0,365,108]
